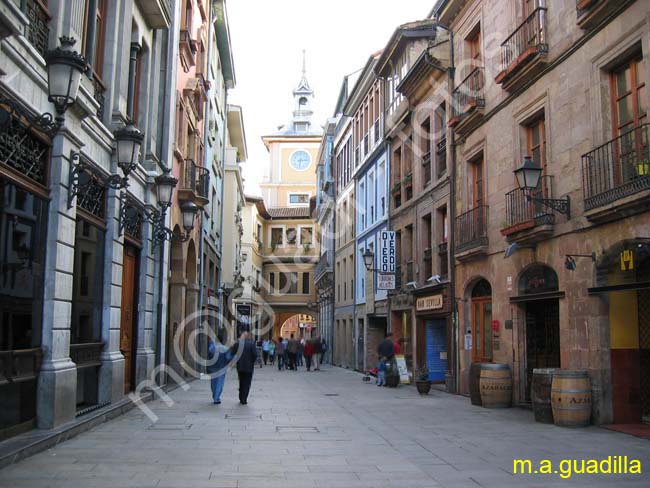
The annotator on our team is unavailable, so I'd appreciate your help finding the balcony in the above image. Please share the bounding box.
[455,205,489,261]
[21,0,50,58]
[501,175,555,244]
[135,0,171,29]
[178,159,209,207]
[179,29,196,70]
[91,72,106,120]
[315,250,333,284]
[449,67,485,136]
[582,124,650,223]
[495,7,548,92]
[576,0,634,30]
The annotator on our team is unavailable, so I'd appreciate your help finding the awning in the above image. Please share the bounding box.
[509,291,565,303]
[588,281,650,294]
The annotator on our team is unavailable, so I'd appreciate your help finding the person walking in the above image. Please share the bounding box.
[275,337,285,370]
[262,338,270,365]
[282,336,289,369]
[269,339,276,365]
[287,334,299,371]
[376,358,386,387]
[304,339,314,371]
[229,331,258,405]
[207,334,230,404]
[378,332,396,360]
[297,337,304,368]
[312,334,323,371]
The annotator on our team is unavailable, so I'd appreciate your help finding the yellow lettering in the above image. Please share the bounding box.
[559,460,572,479]
[539,460,552,474]
[513,459,532,474]
[573,460,585,475]
[600,457,611,474]
[630,460,641,474]
[586,460,599,474]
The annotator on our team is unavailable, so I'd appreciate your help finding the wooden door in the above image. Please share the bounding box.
[120,245,138,393]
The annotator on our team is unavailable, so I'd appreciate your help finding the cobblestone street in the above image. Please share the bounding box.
[0,366,648,488]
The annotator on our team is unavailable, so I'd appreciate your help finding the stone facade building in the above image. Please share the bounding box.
[437,0,649,423]
[0,0,175,437]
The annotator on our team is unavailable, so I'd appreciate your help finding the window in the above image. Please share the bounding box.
[269,272,275,293]
[300,227,313,245]
[279,272,288,292]
[466,24,482,68]
[526,116,546,173]
[131,45,144,123]
[611,55,646,137]
[302,273,310,294]
[471,157,484,208]
[289,193,309,205]
[71,218,105,344]
[271,228,283,246]
[471,279,493,362]
[286,227,297,245]
[289,272,298,294]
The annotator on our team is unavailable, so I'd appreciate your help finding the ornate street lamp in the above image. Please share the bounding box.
[113,122,144,186]
[154,169,178,211]
[180,201,198,234]
[44,37,86,126]
[513,156,571,218]
[363,248,375,272]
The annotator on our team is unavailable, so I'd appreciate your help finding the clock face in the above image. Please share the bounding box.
[290,150,311,171]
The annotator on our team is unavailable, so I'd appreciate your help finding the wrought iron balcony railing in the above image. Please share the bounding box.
[182,159,210,199]
[315,250,333,281]
[504,175,555,228]
[500,7,548,73]
[455,205,489,252]
[582,124,650,211]
[453,67,485,115]
[22,0,51,57]
[91,72,106,120]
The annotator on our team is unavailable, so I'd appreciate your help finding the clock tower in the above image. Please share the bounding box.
[260,51,322,207]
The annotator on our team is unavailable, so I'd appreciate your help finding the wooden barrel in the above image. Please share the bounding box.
[469,362,483,406]
[532,368,557,423]
[551,370,592,427]
[479,363,512,408]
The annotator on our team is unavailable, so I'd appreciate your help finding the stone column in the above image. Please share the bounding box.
[168,278,187,377]
[135,214,157,387]
[37,129,80,429]
[185,283,200,376]
[98,188,125,405]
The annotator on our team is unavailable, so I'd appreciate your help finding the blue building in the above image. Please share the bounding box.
[343,53,389,372]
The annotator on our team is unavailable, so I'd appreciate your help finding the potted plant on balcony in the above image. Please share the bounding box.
[303,243,311,253]
[402,173,413,188]
[415,367,432,395]
[391,182,401,195]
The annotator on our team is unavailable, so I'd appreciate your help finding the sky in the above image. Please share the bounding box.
[226,0,436,196]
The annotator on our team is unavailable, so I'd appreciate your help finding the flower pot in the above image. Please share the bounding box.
[416,380,432,395]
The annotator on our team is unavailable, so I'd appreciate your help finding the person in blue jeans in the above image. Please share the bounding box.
[207,333,231,404]
[376,359,386,387]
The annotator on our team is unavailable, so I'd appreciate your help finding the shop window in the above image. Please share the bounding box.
[71,218,105,344]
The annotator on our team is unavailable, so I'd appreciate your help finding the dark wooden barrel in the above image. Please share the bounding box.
[479,363,512,408]
[469,362,483,406]
[532,368,557,423]
[551,370,592,427]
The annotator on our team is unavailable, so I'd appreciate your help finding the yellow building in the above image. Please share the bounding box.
[254,63,321,339]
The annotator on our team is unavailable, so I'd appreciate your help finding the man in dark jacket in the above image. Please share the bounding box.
[377,332,395,360]
[229,331,258,404]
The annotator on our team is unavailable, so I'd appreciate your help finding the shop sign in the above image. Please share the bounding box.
[416,294,443,312]
[380,231,396,273]
[395,355,410,384]
[620,250,634,271]
[377,273,395,290]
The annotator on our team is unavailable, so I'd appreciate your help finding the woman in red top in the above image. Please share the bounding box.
[393,338,402,355]
[304,340,314,371]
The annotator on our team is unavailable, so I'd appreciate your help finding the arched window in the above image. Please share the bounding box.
[472,279,492,298]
